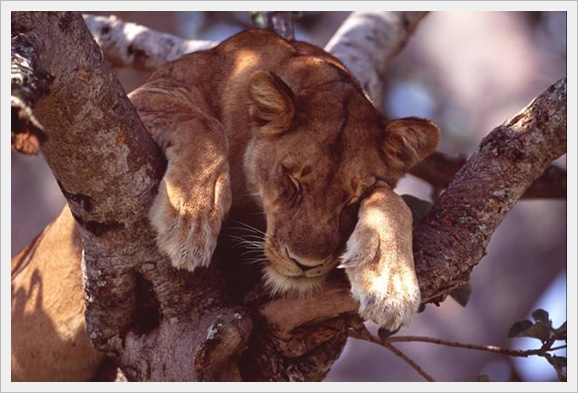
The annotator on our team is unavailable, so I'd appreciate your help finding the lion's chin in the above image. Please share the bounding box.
[263,265,325,297]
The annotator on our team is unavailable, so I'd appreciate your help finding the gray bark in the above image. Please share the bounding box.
[325,11,429,104]
[83,14,217,71]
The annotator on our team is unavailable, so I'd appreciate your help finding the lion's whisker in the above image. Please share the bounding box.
[230,220,266,236]
[244,256,269,266]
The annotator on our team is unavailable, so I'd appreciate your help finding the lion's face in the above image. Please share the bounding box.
[243,67,439,294]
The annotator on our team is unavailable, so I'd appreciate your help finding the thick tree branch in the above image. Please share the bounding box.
[415,78,566,304]
[83,14,217,71]
[411,152,566,199]
[325,11,429,104]
[12,12,164,351]
[11,12,252,382]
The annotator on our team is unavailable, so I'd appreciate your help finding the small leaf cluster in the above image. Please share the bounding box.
[507,308,567,381]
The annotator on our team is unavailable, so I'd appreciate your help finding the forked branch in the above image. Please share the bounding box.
[11,11,566,382]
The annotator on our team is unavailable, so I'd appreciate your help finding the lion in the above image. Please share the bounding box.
[12,28,439,381]
[11,207,107,381]
[130,28,439,329]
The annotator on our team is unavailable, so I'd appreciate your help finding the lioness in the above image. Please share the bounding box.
[12,28,439,381]
[131,28,439,328]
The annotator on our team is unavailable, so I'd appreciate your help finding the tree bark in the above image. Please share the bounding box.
[325,11,429,104]
[11,11,253,382]
[83,14,217,71]
[414,78,567,304]
[410,152,566,200]
[11,11,567,382]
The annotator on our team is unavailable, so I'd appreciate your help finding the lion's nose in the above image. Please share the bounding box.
[290,257,318,272]
[286,248,324,273]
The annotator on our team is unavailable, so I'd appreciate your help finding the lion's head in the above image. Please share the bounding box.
[242,57,439,294]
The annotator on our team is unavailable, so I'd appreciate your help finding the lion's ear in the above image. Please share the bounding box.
[383,117,440,171]
[247,71,295,134]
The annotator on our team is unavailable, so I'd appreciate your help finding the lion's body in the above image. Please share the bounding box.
[11,29,439,381]
[11,207,106,381]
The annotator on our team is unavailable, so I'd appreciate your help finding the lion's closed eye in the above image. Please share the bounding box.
[287,172,302,194]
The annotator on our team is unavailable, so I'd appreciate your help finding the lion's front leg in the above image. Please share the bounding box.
[340,186,420,333]
[137,99,232,271]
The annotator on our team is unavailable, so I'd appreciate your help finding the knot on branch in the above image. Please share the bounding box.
[193,309,253,381]
[11,34,53,154]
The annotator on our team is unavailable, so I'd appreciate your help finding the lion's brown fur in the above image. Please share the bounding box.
[130,29,439,292]
[11,207,106,381]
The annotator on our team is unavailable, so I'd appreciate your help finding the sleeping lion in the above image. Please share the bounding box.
[130,28,439,329]
[12,28,439,381]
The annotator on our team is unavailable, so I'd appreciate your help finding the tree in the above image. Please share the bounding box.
[11,11,567,382]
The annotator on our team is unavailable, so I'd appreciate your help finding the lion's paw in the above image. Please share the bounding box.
[347,266,421,333]
[149,170,231,271]
[340,186,420,332]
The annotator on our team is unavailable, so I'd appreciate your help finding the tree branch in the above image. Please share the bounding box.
[11,11,252,382]
[83,14,217,71]
[414,78,566,304]
[325,11,429,104]
[411,152,566,199]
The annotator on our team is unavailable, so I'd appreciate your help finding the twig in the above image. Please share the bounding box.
[387,335,566,358]
[347,319,435,381]
[383,342,436,382]
[353,326,566,382]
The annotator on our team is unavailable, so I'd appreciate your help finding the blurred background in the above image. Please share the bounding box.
[11,11,567,382]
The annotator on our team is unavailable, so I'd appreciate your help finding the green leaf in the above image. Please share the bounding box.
[251,12,266,28]
[529,321,553,342]
[531,309,552,327]
[510,321,552,342]
[554,321,567,341]
[545,354,567,369]
[449,282,471,307]
[507,320,534,338]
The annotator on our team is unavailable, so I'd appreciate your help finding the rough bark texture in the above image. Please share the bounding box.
[11,11,253,382]
[411,152,566,200]
[11,11,567,382]
[11,31,53,154]
[414,78,567,304]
